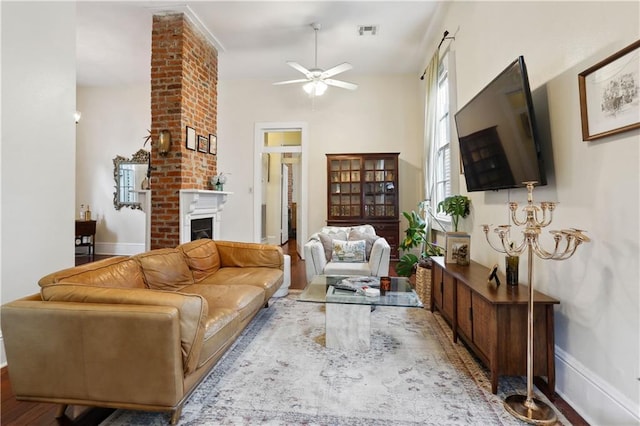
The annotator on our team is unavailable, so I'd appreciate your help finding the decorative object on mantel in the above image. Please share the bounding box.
[211,172,228,191]
[482,181,590,425]
[578,39,640,141]
[437,195,471,264]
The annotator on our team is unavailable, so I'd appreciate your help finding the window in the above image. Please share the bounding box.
[433,52,452,222]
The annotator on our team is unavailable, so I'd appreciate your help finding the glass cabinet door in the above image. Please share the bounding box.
[363,156,396,218]
[329,158,361,218]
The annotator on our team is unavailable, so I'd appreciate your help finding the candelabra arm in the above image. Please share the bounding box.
[531,238,557,260]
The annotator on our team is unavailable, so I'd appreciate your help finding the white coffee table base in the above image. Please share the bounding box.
[325,303,371,351]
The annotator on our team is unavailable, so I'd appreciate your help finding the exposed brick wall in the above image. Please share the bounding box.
[150,13,217,249]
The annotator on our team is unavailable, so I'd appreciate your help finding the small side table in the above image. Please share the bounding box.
[75,220,96,257]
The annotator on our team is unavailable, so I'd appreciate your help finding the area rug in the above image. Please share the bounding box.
[101,293,569,425]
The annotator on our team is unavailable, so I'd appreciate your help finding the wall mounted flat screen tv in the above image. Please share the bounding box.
[455,56,547,192]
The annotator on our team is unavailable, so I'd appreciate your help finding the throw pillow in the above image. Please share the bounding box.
[331,239,366,263]
[348,229,380,260]
[318,231,347,261]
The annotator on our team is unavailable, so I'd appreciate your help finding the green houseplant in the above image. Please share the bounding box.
[396,208,444,277]
[438,195,471,265]
[437,195,471,232]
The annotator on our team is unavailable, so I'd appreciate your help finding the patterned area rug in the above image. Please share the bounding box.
[102,294,568,425]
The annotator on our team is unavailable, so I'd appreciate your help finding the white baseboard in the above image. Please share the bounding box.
[555,346,639,425]
[94,242,146,256]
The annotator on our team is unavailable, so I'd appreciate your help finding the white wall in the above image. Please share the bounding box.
[432,2,639,424]
[1,2,76,364]
[217,75,424,243]
[76,85,150,255]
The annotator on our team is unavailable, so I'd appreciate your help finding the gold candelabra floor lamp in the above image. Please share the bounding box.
[482,182,590,425]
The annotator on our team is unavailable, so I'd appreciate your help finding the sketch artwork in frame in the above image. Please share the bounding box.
[209,134,217,155]
[579,39,640,141]
[186,126,196,150]
[445,232,470,264]
[198,135,208,153]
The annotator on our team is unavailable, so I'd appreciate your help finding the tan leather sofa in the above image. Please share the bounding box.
[1,239,284,424]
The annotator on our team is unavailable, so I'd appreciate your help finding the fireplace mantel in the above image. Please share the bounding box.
[179,190,232,243]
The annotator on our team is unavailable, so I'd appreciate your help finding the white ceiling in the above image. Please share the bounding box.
[76,1,446,87]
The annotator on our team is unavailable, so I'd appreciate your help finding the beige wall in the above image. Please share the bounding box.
[76,85,150,255]
[218,75,424,243]
[430,2,639,424]
[1,2,77,363]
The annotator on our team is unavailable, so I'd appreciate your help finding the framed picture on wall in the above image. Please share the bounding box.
[578,39,640,141]
[209,134,217,155]
[198,135,208,153]
[186,126,196,150]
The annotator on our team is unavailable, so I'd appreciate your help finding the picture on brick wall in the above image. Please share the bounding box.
[209,134,217,155]
[198,135,208,153]
[186,126,196,150]
[579,39,640,141]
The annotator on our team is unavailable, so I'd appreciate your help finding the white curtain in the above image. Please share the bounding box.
[422,51,440,216]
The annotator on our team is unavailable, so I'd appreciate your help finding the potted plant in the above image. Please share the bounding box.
[437,195,470,232]
[437,195,471,264]
[396,206,444,308]
[396,209,443,277]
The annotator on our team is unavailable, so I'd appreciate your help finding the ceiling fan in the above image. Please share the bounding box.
[273,23,358,96]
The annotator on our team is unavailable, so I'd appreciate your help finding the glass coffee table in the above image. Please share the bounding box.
[298,275,423,351]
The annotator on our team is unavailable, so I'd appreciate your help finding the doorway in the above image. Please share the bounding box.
[253,122,308,258]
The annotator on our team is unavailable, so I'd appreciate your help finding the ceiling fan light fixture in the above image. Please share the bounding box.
[303,80,327,96]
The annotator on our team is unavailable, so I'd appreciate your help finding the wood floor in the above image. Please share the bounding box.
[1,240,587,425]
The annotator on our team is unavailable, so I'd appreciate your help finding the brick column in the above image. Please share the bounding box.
[150,13,218,249]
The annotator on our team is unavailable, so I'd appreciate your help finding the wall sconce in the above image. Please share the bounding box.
[158,129,171,155]
[74,111,82,124]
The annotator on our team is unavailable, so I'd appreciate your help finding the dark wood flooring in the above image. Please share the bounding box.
[1,239,587,425]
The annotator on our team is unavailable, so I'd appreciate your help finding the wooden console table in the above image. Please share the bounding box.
[430,256,559,395]
[75,220,96,257]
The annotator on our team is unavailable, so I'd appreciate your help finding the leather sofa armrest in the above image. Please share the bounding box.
[214,240,284,269]
[40,284,207,374]
[1,296,185,406]
[368,237,391,277]
[304,239,327,284]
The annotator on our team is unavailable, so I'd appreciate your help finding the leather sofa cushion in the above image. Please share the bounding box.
[135,249,194,291]
[215,241,284,269]
[40,284,208,375]
[177,239,221,282]
[38,257,146,289]
[197,267,283,300]
[183,284,264,369]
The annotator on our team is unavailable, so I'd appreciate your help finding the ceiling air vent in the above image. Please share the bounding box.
[358,25,378,36]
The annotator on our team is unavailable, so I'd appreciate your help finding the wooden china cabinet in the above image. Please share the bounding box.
[326,153,400,259]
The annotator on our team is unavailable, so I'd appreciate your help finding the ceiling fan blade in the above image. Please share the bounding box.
[286,61,312,78]
[324,78,358,91]
[321,62,353,78]
[273,79,310,86]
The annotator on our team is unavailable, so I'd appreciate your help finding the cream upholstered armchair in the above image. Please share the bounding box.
[304,225,391,284]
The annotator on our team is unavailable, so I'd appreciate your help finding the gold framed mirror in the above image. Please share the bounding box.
[113,149,149,210]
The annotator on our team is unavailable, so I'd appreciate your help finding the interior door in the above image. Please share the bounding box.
[280,163,289,244]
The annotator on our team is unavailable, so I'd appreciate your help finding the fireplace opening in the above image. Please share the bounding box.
[191,217,213,241]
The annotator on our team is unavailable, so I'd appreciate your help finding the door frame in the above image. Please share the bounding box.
[253,122,308,258]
